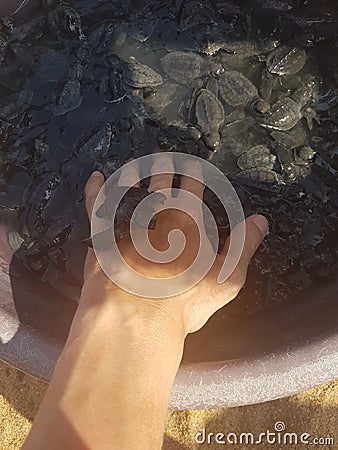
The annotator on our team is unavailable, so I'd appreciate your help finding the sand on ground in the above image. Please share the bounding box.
[0,360,337,450]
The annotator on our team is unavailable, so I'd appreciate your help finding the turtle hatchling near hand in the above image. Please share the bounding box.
[87,187,166,250]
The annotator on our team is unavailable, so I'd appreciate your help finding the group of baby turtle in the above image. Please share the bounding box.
[108,42,320,189]
[0,0,337,306]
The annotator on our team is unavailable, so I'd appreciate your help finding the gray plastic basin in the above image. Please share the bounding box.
[0,0,337,410]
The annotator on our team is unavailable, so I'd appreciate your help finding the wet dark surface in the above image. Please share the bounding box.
[0,0,337,363]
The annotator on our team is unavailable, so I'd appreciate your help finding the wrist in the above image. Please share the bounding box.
[68,280,186,358]
[27,282,185,450]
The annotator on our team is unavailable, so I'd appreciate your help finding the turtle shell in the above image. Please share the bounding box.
[260,97,301,131]
[235,167,281,188]
[123,57,163,88]
[160,51,205,84]
[195,88,224,149]
[237,145,276,170]
[267,45,306,76]
[218,71,258,107]
[96,187,165,225]
[270,123,308,149]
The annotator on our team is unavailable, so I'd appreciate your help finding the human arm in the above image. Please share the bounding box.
[23,155,268,450]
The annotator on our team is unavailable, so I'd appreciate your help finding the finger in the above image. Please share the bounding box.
[221,214,268,284]
[85,171,105,220]
[118,159,140,187]
[179,159,204,200]
[1,225,14,265]
[204,215,268,315]
[84,171,105,277]
[83,248,101,282]
[239,215,268,269]
[148,152,174,192]
[221,214,267,254]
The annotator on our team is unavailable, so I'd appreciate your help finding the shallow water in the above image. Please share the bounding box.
[0,0,337,317]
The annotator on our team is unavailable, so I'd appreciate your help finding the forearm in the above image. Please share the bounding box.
[23,288,185,450]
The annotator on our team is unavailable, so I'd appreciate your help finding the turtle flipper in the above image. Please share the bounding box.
[83,225,116,251]
[132,191,166,229]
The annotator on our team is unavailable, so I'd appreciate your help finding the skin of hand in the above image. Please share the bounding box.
[81,154,268,336]
[23,154,268,450]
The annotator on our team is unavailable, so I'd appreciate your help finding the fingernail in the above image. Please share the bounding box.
[249,215,269,238]
[91,171,103,179]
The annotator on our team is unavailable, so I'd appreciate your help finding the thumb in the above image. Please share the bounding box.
[218,214,268,284]
[199,214,268,321]
[83,171,105,280]
[231,214,268,280]
[85,171,105,220]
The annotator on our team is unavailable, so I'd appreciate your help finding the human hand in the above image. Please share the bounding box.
[80,153,268,338]
[23,154,268,450]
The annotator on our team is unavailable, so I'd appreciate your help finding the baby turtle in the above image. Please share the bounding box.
[89,21,127,50]
[160,51,205,84]
[96,187,165,223]
[7,231,24,252]
[275,144,298,182]
[47,2,86,41]
[0,87,33,121]
[237,145,276,171]
[234,167,281,190]
[88,187,166,249]
[218,38,279,58]
[51,78,82,116]
[51,58,85,116]
[298,146,316,162]
[102,53,126,102]
[270,122,308,149]
[141,82,179,115]
[260,97,303,131]
[128,3,159,43]
[9,14,46,43]
[158,124,209,159]
[218,71,269,113]
[275,144,315,182]
[20,172,62,238]
[193,88,225,150]
[69,123,115,163]
[294,146,316,176]
[158,124,202,149]
[16,211,73,277]
[260,75,316,131]
[260,45,306,100]
[123,57,163,88]
[266,45,306,76]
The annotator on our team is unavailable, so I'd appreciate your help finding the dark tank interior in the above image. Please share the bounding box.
[0,0,337,374]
